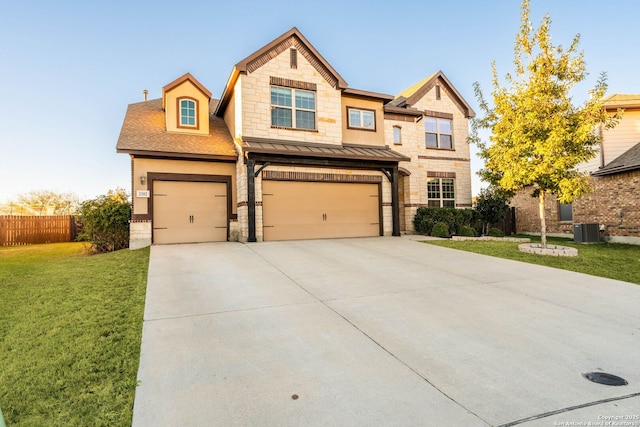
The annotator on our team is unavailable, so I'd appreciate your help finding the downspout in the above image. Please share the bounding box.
[599,122,605,169]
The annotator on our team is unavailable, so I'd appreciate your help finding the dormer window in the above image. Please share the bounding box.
[178,97,197,129]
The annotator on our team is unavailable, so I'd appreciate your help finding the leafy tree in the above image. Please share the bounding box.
[10,190,80,215]
[470,0,619,247]
[475,186,512,235]
[78,188,130,253]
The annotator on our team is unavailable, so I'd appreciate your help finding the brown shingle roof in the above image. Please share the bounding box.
[592,141,640,176]
[116,98,237,160]
[603,94,640,110]
[242,137,410,162]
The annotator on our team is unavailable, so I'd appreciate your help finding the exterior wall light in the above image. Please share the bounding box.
[140,176,146,185]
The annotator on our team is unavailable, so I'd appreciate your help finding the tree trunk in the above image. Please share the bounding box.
[539,190,547,248]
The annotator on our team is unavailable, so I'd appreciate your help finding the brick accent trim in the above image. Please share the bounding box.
[248,36,338,88]
[423,110,454,120]
[419,155,470,162]
[262,170,382,183]
[270,76,316,91]
[427,171,457,178]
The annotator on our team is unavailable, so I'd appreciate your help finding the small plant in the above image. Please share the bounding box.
[457,225,477,237]
[431,222,450,238]
[487,227,505,237]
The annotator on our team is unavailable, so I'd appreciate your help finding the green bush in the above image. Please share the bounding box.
[487,227,505,237]
[77,188,131,253]
[413,207,478,235]
[457,225,477,237]
[431,222,450,238]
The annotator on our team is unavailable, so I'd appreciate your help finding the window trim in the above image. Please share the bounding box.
[559,202,573,222]
[177,97,199,130]
[392,125,402,145]
[270,85,317,131]
[346,107,377,132]
[427,177,456,208]
[425,116,453,150]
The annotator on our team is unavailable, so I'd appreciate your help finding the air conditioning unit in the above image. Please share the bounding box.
[573,223,600,243]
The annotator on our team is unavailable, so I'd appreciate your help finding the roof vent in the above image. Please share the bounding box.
[143,89,148,102]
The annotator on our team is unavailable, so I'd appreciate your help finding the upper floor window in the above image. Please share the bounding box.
[178,98,197,128]
[427,178,455,208]
[393,126,402,144]
[347,107,375,130]
[271,86,316,130]
[425,117,452,149]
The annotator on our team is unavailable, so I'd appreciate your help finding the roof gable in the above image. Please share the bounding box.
[236,27,347,89]
[396,71,475,118]
[216,27,347,116]
[162,73,212,110]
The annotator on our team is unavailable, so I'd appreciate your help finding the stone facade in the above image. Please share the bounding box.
[129,220,152,249]
[386,80,473,232]
[239,48,343,145]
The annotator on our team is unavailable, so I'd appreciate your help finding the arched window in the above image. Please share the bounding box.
[178,98,197,128]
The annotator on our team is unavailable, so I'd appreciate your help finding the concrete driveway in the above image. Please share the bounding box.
[132,237,640,426]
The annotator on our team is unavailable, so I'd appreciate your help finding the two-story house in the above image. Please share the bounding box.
[509,94,640,243]
[116,28,474,248]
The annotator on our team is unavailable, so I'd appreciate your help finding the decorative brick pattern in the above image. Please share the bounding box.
[263,170,382,183]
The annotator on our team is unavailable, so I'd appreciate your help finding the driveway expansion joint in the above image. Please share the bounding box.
[496,392,640,427]
[144,301,319,322]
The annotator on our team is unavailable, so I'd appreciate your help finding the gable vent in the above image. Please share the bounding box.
[290,48,297,69]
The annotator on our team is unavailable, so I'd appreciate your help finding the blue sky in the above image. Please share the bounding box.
[1,0,639,202]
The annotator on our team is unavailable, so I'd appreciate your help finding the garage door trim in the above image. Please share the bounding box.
[262,171,383,237]
[148,173,233,243]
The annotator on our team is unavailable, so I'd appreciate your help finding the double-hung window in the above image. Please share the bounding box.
[427,178,455,208]
[425,117,452,149]
[271,86,316,130]
[347,107,375,130]
[178,98,197,128]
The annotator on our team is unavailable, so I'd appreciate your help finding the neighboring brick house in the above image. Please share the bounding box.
[117,27,474,247]
[510,94,640,244]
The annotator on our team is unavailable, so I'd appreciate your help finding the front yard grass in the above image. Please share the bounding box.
[424,235,640,285]
[0,242,149,426]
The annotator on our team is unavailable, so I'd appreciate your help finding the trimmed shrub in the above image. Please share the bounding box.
[78,188,131,253]
[487,227,505,237]
[413,207,478,235]
[457,225,477,237]
[431,222,450,238]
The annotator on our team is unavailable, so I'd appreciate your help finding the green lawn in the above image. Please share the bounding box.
[424,235,640,285]
[0,243,149,426]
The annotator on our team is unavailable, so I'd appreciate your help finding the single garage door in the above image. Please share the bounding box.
[262,181,380,241]
[153,181,228,244]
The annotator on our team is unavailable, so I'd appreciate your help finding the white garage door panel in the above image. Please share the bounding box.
[262,181,380,241]
[154,181,227,244]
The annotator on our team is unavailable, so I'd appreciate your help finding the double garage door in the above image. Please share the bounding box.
[262,181,381,241]
[153,181,228,244]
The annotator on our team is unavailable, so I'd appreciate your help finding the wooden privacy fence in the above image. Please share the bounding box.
[0,215,78,246]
